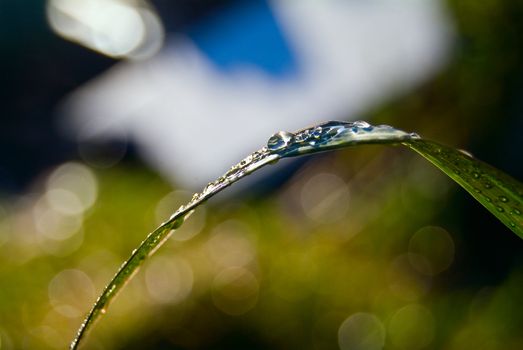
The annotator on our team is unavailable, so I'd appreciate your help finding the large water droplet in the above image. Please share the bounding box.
[353,121,371,128]
[294,129,310,142]
[312,127,323,138]
[352,120,374,132]
[267,131,295,152]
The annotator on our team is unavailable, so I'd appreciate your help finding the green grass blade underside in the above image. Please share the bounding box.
[404,139,523,238]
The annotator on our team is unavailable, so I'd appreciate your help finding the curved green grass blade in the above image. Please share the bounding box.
[403,139,523,238]
[71,121,522,349]
[70,149,279,349]
[69,219,182,349]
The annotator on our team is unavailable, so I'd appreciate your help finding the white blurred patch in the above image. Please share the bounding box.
[59,0,452,189]
[47,0,164,59]
[46,162,98,213]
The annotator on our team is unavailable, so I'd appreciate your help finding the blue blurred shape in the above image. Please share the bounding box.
[187,0,298,78]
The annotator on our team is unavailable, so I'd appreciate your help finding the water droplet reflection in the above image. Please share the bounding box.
[267,131,295,151]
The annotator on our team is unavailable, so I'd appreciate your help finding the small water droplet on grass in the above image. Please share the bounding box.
[267,131,295,151]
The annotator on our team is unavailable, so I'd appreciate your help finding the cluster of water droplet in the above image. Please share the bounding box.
[169,148,277,221]
[266,120,419,157]
[169,120,420,223]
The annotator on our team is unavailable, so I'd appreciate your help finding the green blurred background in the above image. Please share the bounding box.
[1,1,522,349]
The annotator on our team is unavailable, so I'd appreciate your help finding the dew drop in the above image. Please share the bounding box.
[472,172,480,179]
[511,208,521,216]
[409,132,421,139]
[496,206,504,212]
[353,120,371,128]
[499,196,508,203]
[459,149,474,158]
[327,128,338,137]
[484,182,493,189]
[267,131,295,152]
[352,120,374,132]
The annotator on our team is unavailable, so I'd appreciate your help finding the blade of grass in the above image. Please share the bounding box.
[71,121,522,349]
[403,139,523,238]
[69,219,182,350]
[70,149,279,349]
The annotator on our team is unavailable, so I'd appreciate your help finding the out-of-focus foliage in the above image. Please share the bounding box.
[1,0,523,349]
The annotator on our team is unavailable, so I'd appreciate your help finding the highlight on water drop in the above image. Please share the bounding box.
[267,131,295,151]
